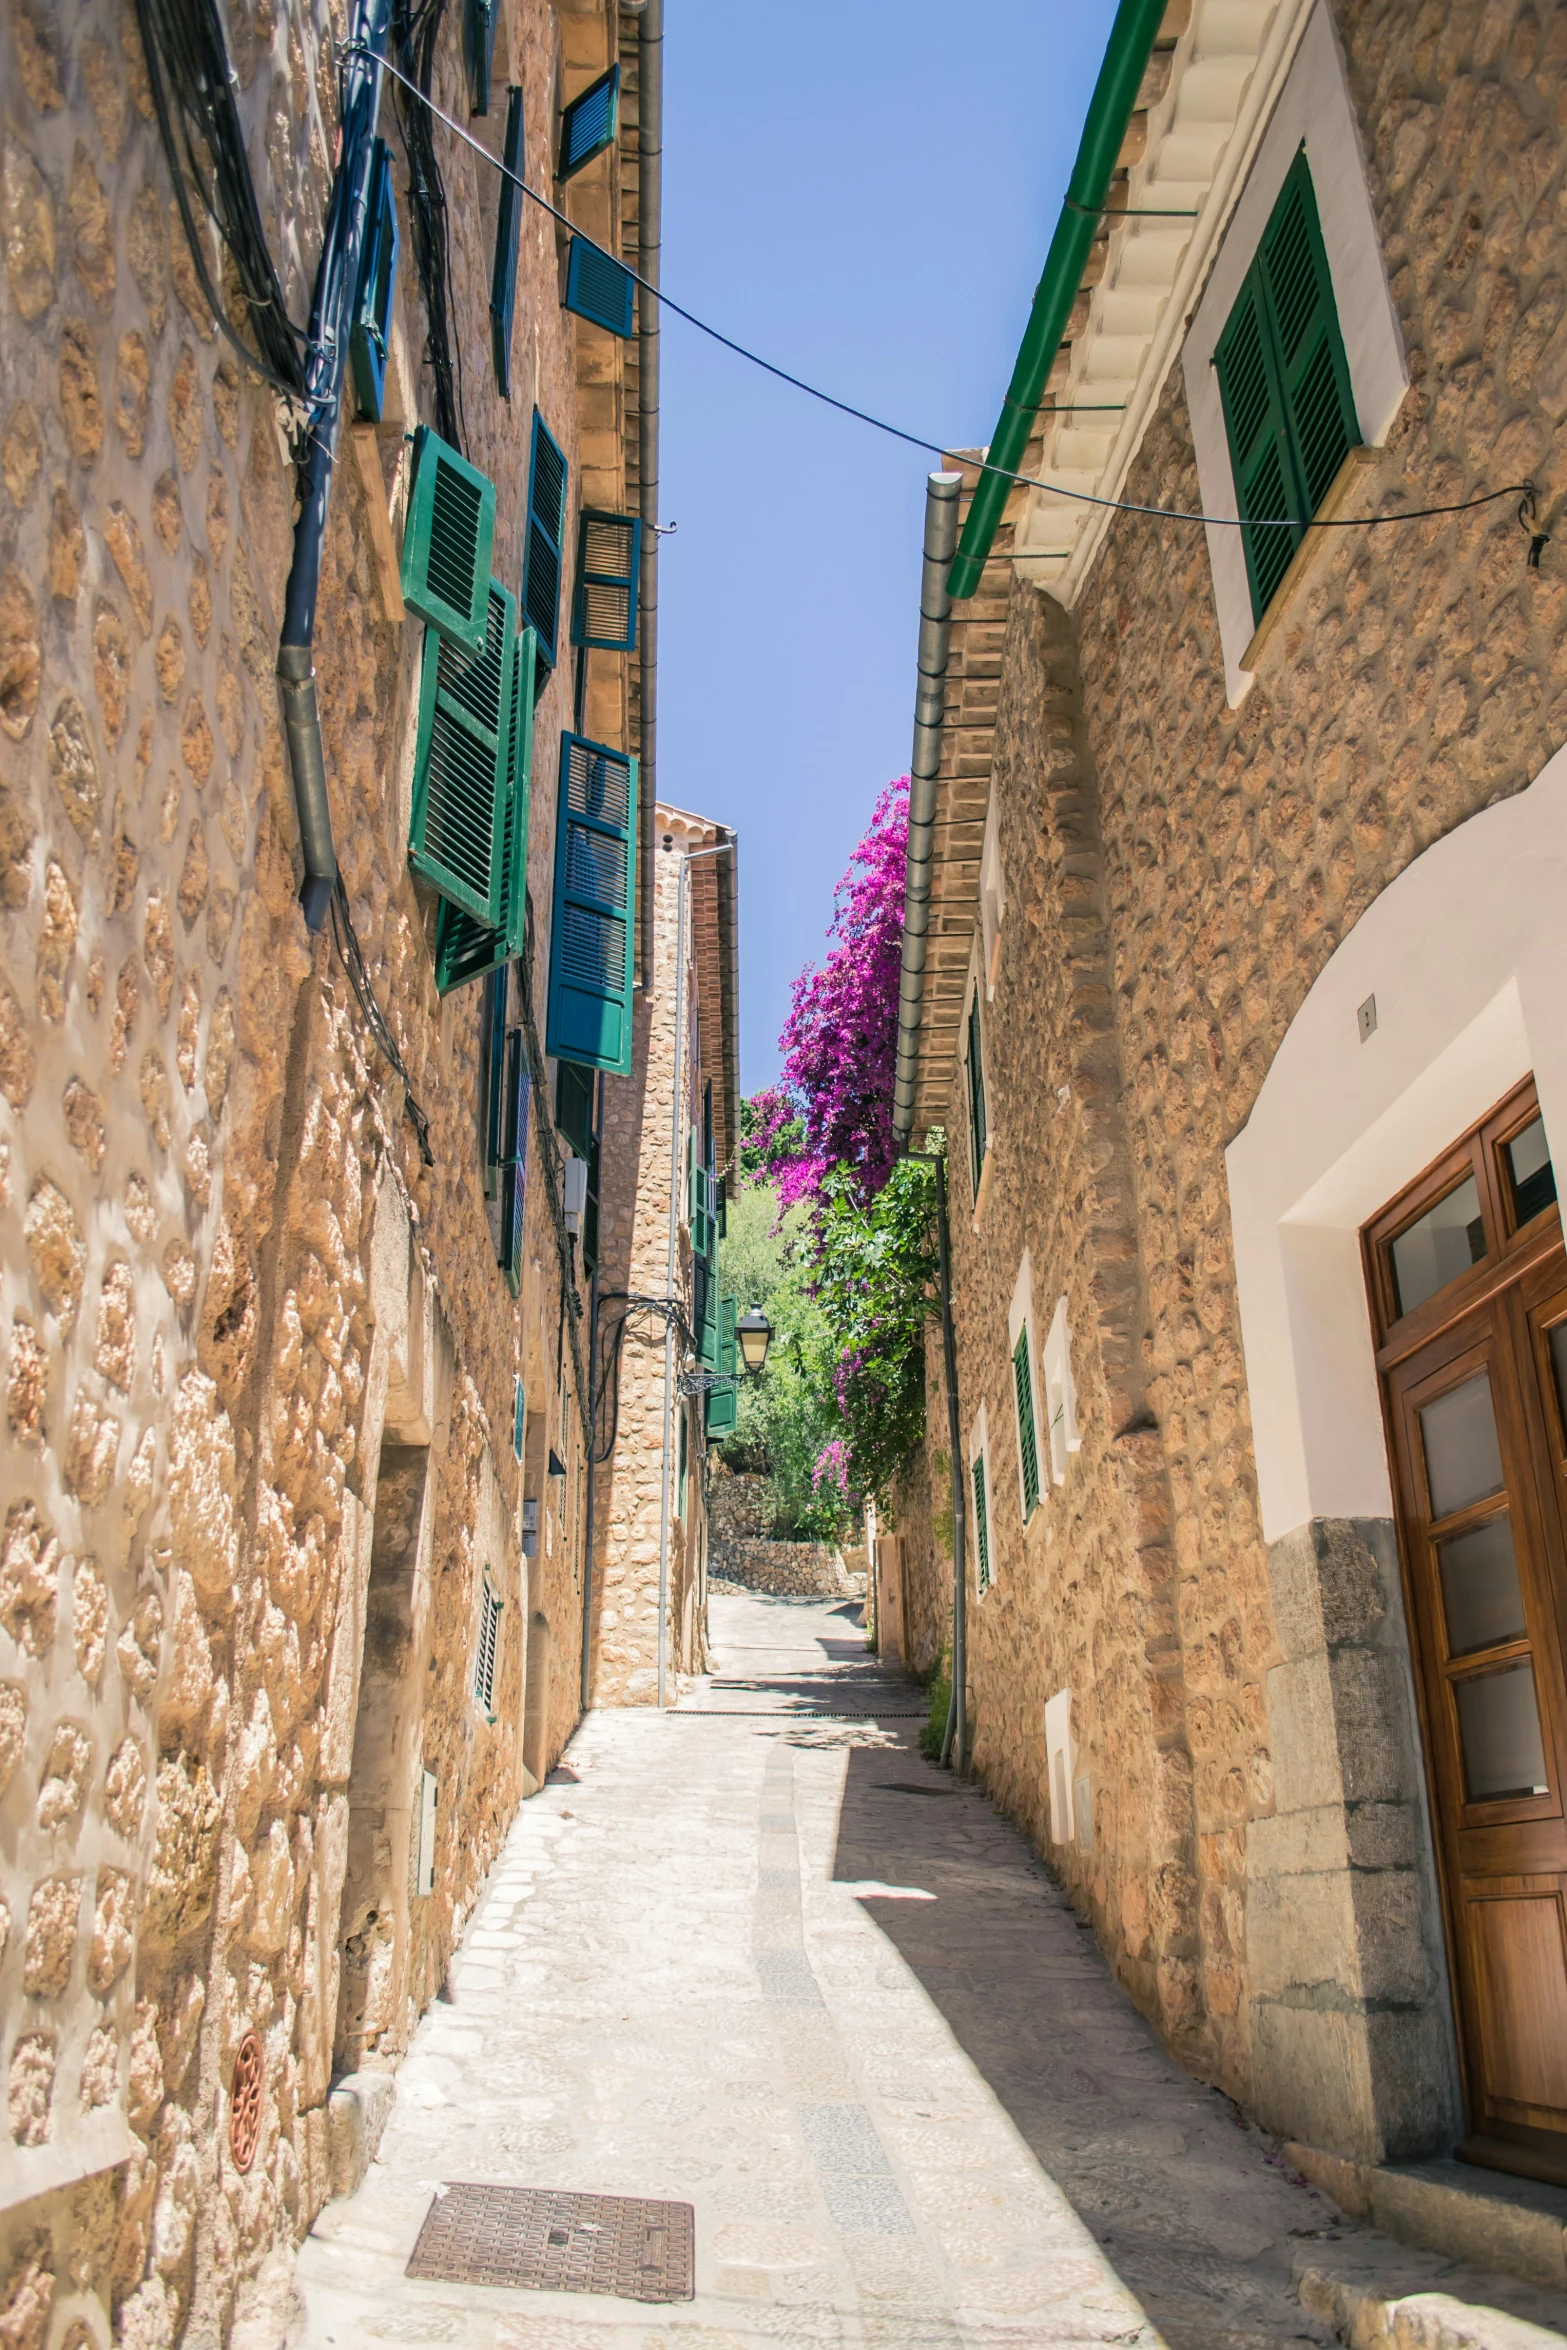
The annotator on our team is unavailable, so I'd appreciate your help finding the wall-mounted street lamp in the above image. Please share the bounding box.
[736,1306,773,1376]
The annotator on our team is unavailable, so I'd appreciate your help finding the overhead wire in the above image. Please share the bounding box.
[363,49,1537,544]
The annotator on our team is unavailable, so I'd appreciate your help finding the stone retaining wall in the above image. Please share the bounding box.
[710,1540,859,1599]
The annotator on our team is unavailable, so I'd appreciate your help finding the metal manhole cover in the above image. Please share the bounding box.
[406,2183,694,2304]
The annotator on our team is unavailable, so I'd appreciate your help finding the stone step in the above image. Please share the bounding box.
[1287,2145,1567,2295]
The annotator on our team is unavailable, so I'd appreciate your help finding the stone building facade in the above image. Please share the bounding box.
[894,0,1567,2199]
[589,802,739,1703]
[0,0,659,2339]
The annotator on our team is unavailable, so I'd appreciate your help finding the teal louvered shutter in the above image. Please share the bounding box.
[706,1296,738,1436]
[564,238,635,338]
[544,735,637,1076]
[490,87,524,395]
[350,140,399,422]
[715,1175,727,1240]
[1214,151,1358,623]
[966,995,987,1199]
[571,511,641,651]
[558,65,619,178]
[465,0,496,114]
[696,1259,719,1369]
[401,427,496,652]
[500,1031,530,1295]
[409,582,515,923]
[1013,1327,1040,1519]
[972,1454,991,1591]
[523,411,568,678]
[435,624,536,994]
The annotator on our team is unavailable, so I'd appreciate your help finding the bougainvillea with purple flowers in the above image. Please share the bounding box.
[753,777,909,1215]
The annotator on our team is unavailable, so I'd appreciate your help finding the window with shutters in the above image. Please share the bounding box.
[499,1032,530,1294]
[572,510,641,651]
[522,410,568,687]
[1213,149,1360,625]
[1013,1327,1041,1521]
[434,623,535,995]
[564,238,635,338]
[706,1298,738,1437]
[409,580,517,925]
[401,427,496,651]
[490,86,524,396]
[558,65,619,178]
[1042,1296,1081,1487]
[545,735,638,1076]
[965,989,988,1203]
[968,1406,994,1596]
[677,1404,689,1523]
[473,1576,502,1719]
[554,1061,600,1275]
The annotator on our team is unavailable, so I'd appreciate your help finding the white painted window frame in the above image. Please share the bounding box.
[967,1400,996,1597]
[979,782,1006,1001]
[1045,1687,1076,1846]
[1181,1,1409,706]
[1041,1296,1081,1488]
[962,943,993,1210]
[1006,1251,1045,1522]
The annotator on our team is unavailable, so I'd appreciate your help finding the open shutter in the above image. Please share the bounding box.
[500,1029,530,1295]
[972,1454,991,1591]
[1259,151,1359,515]
[544,734,637,1076]
[1013,1328,1040,1519]
[522,411,568,681]
[966,995,987,1198]
[571,511,641,651]
[409,580,515,923]
[465,0,496,114]
[490,87,524,396]
[706,1297,738,1436]
[1214,275,1296,622]
[558,65,619,178]
[482,964,509,1200]
[435,624,535,994]
[401,427,496,652]
[564,238,635,338]
[350,140,399,422]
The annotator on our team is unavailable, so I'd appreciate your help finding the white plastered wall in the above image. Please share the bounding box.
[1181,0,1410,704]
[1226,747,1567,1546]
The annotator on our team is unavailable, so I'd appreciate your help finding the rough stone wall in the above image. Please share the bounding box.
[589,809,722,1703]
[706,1469,777,1545]
[708,1543,856,1600]
[900,0,1567,2132]
[0,0,625,2337]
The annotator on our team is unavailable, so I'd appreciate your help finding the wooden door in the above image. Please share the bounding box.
[1367,1078,1567,2184]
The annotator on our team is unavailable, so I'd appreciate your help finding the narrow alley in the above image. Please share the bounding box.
[299,1596,1567,2350]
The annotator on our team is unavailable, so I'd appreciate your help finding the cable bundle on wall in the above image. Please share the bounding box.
[390,0,467,452]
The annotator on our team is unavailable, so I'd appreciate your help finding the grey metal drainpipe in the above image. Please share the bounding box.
[891,471,963,1143]
[636,0,662,993]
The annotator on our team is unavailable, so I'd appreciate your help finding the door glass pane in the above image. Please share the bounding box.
[1437,1515,1527,1656]
[1455,1661,1550,1801]
[1390,1175,1486,1317]
[1505,1117,1556,1227]
[1550,1320,1567,1433]
[1420,1372,1505,1521]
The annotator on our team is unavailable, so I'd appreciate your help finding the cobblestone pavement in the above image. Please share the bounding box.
[298,1593,1559,2350]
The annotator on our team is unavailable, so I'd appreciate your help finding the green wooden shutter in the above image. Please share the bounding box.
[558,65,619,178]
[435,624,535,994]
[564,238,635,338]
[571,510,641,651]
[706,1296,738,1436]
[1214,151,1358,624]
[401,426,496,652]
[544,734,637,1075]
[490,86,524,396]
[409,580,516,924]
[972,1453,991,1591]
[1013,1328,1040,1519]
[522,411,568,678]
[350,140,399,422]
[966,995,987,1199]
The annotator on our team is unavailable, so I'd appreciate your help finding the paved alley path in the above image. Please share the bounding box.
[299,1591,1552,2350]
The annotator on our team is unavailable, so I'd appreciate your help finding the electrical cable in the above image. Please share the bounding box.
[591,1291,698,1465]
[361,49,1539,545]
[328,878,435,1164]
[134,0,309,401]
[387,0,466,452]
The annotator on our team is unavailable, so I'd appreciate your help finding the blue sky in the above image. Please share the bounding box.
[657,1,1118,1093]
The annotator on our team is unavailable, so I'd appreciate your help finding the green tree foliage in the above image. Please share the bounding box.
[717,1178,851,1540]
[808,1158,938,1508]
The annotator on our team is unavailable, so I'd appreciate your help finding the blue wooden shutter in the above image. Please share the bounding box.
[350,140,399,422]
[544,734,637,1076]
[500,1030,530,1294]
[401,427,496,652]
[482,964,509,1200]
[1215,151,1358,623]
[465,0,496,115]
[1013,1329,1040,1519]
[564,238,634,338]
[435,624,536,994]
[558,66,619,178]
[522,411,568,680]
[571,510,640,651]
[490,87,524,396]
[409,580,515,923]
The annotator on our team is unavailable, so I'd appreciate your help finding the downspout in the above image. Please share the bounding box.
[945,0,1167,602]
[891,471,962,1147]
[278,0,392,933]
[636,0,663,992]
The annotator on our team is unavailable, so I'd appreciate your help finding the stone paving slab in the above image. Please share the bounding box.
[299,1594,1567,2350]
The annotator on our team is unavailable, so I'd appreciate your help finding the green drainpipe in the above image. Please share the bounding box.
[946,0,1169,603]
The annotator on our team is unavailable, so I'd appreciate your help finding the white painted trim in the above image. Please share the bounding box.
[1182,2,1409,705]
[1045,1687,1076,1845]
[1226,746,1567,1543]
[962,941,991,1204]
[1041,1296,1081,1487]
[980,784,1006,1001]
